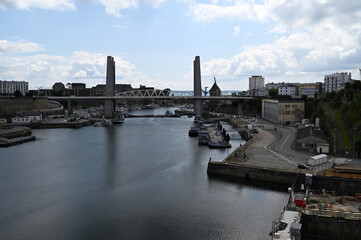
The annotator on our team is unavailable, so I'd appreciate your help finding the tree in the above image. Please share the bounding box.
[269,88,278,97]
[26,92,34,97]
[14,90,23,97]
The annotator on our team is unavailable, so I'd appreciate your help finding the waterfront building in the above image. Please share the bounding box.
[278,83,300,97]
[296,126,329,153]
[262,99,304,123]
[324,72,353,93]
[12,111,42,123]
[300,83,322,98]
[0,80,29,95]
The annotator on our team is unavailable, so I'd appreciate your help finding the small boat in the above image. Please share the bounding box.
[93,120,113,127]
[144,104,159,109]
[198,131,210,145]
[112,112,125,124]
[208,139,232,148]
[188,126,199,137]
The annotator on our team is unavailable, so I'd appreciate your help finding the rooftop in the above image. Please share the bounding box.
[297,126,327,141]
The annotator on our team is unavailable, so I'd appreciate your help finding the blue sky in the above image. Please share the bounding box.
[1,0,361,91]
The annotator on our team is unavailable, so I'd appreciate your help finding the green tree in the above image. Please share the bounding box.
[14,90,23,97]
[269,88,278,97]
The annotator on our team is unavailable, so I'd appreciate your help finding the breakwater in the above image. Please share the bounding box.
[207,161,297,185]
[0,126,36,147]
[208,161,361,195]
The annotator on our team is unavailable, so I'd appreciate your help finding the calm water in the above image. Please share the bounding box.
[0,108,288,240]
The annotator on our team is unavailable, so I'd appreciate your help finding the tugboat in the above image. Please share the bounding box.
[112,112,125,124]
[188,126,199,137]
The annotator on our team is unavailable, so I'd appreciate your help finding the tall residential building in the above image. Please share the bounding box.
[249,75,265,90]
[324,72,353,93]
[0,80,29,95]
[248,75,267,96]
[300,82,322,98]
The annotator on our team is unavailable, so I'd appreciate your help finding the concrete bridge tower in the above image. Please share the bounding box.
[193,56,203,118]
[105,56,115,118]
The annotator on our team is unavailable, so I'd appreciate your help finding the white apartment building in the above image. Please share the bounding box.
[278,83,300,97]
[300,83,322,98]
[324,72,353,93]
[0,80,29,95]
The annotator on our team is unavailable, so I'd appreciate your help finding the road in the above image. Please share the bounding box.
[270,125,314,163]
[232,118,315,171]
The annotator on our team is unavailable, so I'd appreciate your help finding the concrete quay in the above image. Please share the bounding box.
[207,117,361,195]
[0,126,36,147]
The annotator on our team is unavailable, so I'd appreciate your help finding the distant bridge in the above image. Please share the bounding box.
[49,56,253,116]
[48,95,253,101]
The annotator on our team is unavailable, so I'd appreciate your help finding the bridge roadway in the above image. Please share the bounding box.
[48,96,254,101]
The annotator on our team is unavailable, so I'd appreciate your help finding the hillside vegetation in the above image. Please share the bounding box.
[307,81,361,156]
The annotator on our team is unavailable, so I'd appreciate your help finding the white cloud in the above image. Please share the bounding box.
[96,0,138,17]
[0,0,76,10]
[0,43,159,89]
[184,0,361,89]
[189,1,266,22]
[0,40,45,54]
[145,0,166,8]
[233,26,240,36]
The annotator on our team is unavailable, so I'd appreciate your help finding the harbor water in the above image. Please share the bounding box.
[0,108,289,239]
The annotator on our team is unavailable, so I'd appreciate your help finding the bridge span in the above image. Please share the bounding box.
[50,56,253,117]
[48,96,253,101]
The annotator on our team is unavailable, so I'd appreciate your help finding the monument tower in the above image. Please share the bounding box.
[105,56,115,118]
[193,56,203,118]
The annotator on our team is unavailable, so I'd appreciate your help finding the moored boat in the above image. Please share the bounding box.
[188,126,199,137]
[112,112,125,124]
[208,139,232,148]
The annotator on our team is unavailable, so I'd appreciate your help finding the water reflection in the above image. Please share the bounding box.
[105,127,117,189]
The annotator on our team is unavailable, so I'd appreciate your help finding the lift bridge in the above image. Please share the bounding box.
[49,56,253,117]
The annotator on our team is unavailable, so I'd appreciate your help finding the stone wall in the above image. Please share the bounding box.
[0,97,50,115]
[207,162,297,185]
[301,215,361,240]
[208,161,361,195]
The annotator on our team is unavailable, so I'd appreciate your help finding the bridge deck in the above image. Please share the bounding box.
[49,96,253,101]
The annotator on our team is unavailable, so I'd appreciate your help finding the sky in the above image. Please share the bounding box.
[1,0,361,91]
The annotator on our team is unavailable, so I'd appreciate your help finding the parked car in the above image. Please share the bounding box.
[297,164,309,169]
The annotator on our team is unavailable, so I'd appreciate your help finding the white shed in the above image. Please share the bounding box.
[316,143,330,154]
[306,154,328,166]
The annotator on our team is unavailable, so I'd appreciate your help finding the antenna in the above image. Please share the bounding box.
[359,68,361,80]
